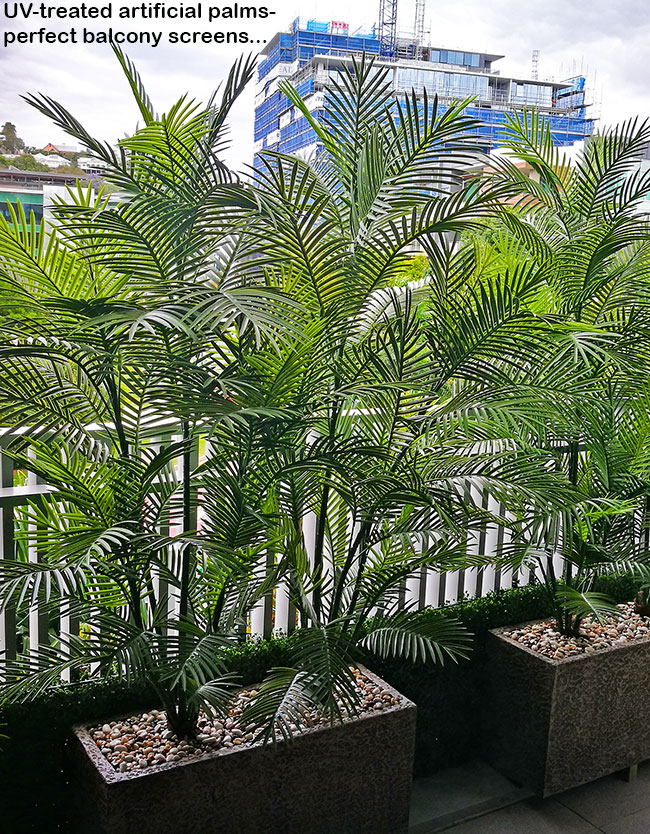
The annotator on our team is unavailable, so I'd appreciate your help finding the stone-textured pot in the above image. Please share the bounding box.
[483,623,650,797]
[72,667,416,834]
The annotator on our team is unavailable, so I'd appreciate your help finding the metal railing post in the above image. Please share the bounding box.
[0,448,16,669]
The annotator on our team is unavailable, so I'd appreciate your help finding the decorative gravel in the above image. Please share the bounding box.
[502,602,650,660]
[90,668,402,773]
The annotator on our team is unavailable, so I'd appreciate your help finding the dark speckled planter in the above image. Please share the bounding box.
[72,667,416,834]
[484,623,650,797]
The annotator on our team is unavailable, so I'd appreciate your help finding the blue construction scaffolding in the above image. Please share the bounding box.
[254,18,593,168]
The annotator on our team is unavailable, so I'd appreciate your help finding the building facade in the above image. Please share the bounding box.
[0,168,91,229]
[254,17,593,167]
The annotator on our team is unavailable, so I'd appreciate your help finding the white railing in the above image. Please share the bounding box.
[0,435,535,672]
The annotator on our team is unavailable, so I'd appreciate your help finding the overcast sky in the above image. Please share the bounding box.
[1,0,649,172]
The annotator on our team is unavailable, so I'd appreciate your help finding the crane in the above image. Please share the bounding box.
[378,0,398,58]
[413,0,425,59]
[531,49,540,80]
[379,0,428,61]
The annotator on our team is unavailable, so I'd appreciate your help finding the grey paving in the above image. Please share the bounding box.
[409,760,532,833]
[600,806,650,834]
[559,763,650,827]
[435,798,602,833]
[410,759,650,834]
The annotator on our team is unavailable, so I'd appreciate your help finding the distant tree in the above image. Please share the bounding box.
[0,122,25,154]
[52,164,85,176]
[390,254,431,287]
[11,154,49,172]
[0,154,9,168]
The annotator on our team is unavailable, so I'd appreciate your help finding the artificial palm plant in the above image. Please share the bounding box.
[475,112,650,635]
[222,60,601,732]
[0,51,301,736]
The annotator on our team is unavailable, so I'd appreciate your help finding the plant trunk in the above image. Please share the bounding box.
[166,700,200,738]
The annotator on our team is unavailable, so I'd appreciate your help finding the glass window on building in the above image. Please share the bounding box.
[510,82,553,107]
[0,200,43,225]
[396,68,488,99]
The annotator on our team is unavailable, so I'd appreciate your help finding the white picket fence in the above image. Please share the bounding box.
[0,435,543,677]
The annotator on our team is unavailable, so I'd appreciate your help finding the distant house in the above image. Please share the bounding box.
[41,142,78,154]
[78,155,110,176]
[34,153,69,169]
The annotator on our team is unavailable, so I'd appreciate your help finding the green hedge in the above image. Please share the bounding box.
[0,575,640,831]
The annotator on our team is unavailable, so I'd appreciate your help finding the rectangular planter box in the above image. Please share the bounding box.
[72,667,416,834]
[483,624,650,797]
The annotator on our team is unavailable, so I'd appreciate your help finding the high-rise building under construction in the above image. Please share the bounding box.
[254,17,592,167]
